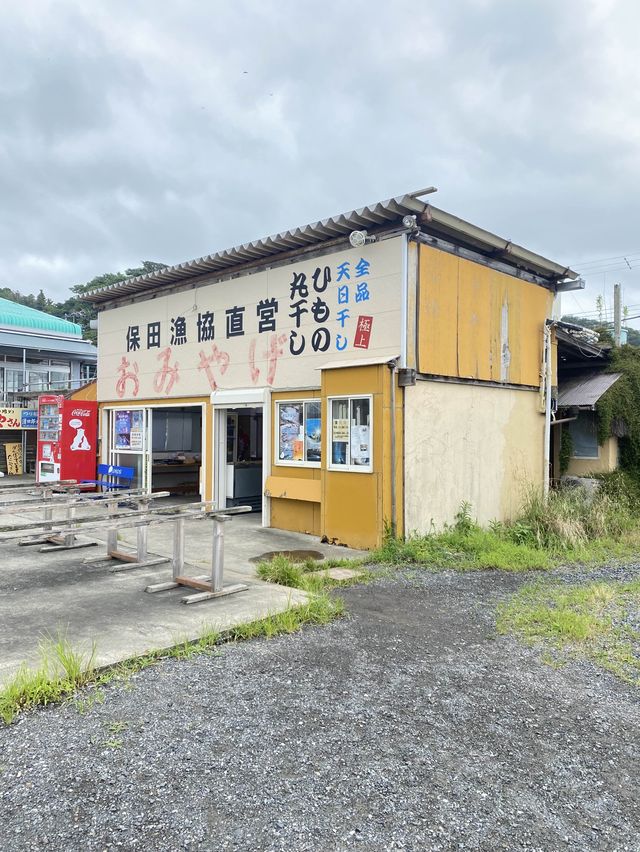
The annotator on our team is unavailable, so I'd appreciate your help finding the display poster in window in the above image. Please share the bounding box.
[279,404,303,461]
[305,417,321,462]
[129,410,144,451]
[332,419,349,442]
[115,410,132,449]
[350,424,371,466]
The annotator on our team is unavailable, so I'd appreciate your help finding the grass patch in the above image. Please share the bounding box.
[0,629,96,725]
[0,590,345,725]
[256,552,369,591]
[372,489,640,572]
[497,578,640,685]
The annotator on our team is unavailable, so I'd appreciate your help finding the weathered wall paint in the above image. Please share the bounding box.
[417,244,553,386]
[404,380,545,531]
[566,434,619,476]
[321,363,403,549]
[97,239,403,402]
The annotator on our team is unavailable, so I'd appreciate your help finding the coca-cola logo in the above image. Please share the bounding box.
[71,408,91,417]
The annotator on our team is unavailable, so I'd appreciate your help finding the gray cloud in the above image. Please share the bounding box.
[0,0,638,323]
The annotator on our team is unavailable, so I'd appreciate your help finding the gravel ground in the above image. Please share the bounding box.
[0,565,638,852]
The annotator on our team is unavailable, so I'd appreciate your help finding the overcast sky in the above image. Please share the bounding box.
[1,0,638,326]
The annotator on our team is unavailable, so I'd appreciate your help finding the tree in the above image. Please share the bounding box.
[52,261,168,342]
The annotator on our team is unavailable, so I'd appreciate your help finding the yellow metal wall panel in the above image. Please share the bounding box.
[418,247,459,376]
[264,476,321,503]
[457,259,492,380]
[267,389,321,534]
[270,498,320,535]
[417,244,553,387]
[321,363,402,548]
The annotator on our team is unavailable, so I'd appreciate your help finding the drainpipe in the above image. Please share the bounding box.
[543,320,553,497]
[388,360,397,537]
[400,234,409,369]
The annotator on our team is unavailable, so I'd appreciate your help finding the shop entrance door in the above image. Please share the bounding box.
[214,406,264,515]
[108,407,150,491]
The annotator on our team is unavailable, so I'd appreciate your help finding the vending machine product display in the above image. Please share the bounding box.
[36,395,98,483]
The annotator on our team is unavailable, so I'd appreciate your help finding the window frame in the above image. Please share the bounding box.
[327,394,373,474]
[569,410,600,460]
[274,398,322,469]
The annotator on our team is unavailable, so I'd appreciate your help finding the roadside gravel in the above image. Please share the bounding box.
[0,564,638,851]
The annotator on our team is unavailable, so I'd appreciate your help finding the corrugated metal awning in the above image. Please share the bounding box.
[85,190,578,305]
[557,371,622,408]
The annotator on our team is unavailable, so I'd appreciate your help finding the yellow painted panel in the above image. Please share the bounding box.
[418,246,458,376]
[417,244,553,388]
[271,498,320,535]
[508,279,552,386]
[321,472,379,549]
[457,260,492,379]
[265,476,321,503]
[69,381,97,401]
[321,363,399,549]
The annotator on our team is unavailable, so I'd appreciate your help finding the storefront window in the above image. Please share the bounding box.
[276,400,321,465]
[329,396,372,472]
[113,409,145,452]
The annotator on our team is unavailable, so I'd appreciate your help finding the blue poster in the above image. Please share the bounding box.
[305,417,321,462]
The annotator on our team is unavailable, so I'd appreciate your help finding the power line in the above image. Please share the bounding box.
[569,250,640,268]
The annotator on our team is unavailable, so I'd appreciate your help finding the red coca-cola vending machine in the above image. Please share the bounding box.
[36,395,98,483]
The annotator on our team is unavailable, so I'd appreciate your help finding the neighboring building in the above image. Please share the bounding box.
[0,298,97,404]
[0,298,97,474]
[554,324,622,479]
[87,190,580,548]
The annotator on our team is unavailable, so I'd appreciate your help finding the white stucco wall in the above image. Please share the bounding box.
[404,380,545,532]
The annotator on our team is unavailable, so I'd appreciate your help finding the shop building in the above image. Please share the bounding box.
[88,191,581,548]
[0,298,97,474]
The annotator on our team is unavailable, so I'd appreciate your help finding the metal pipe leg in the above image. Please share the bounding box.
[173,517,185,580]
[106,503,118,556]
[64,504,76,547]
[43,489,53,531]
[137,524,148,562]
[211,517,226,593]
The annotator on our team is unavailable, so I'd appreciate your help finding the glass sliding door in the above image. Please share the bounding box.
[108,407,151,491]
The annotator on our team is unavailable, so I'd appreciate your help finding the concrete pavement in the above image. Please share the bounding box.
[0,498,361,685]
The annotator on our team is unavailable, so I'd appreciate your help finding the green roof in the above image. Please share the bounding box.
[0,298,81,337]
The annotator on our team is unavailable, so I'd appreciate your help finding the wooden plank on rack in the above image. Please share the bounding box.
[174,576,212,592]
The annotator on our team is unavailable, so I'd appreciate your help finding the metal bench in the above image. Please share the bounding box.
[81,463,135,491]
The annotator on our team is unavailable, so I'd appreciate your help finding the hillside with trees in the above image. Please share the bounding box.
[0,261,166,343]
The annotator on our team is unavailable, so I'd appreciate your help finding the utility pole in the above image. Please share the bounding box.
[614,283,622,347]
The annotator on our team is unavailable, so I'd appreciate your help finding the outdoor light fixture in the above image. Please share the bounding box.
[402,214,418,230]
[349,230,373,248]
